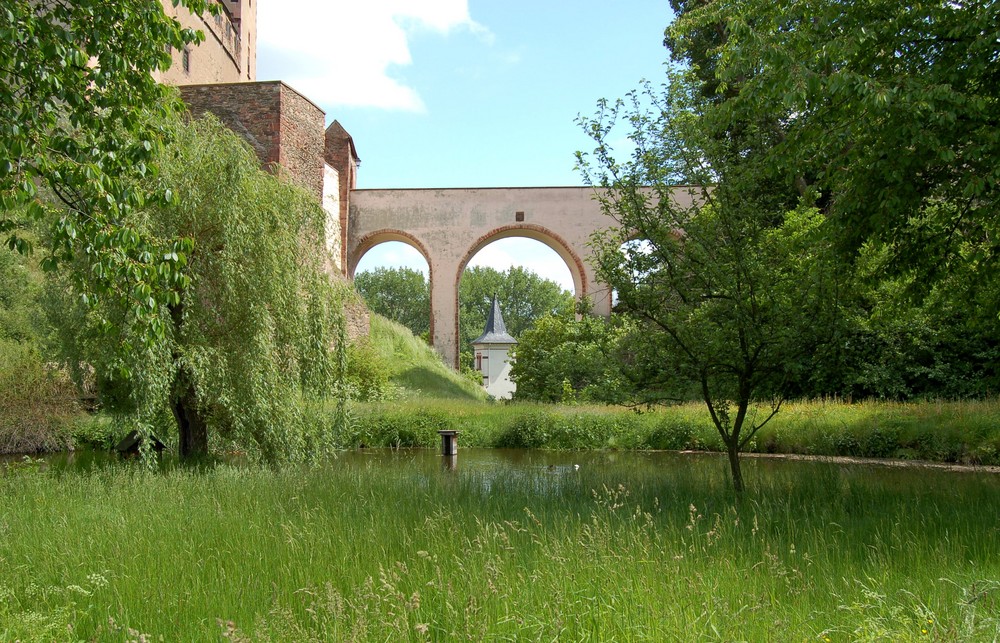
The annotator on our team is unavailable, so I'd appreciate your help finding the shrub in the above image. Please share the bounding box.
[646,416,696,451]
[349,408,454,448]
[346,338,399,402]
[494,411,553,449]
[0,340,79,454]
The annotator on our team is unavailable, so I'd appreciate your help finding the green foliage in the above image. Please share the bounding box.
[675,0,1000,259]
[46,116,345,462]
[344,337,399,402]
[459,265,574,367]
[511,312,633,403]
[1,0,216,349]
[833,244,1000,400]
[0,241,44,344]
[663,0,1000,406]
[70,415,119,451]
[2,451,1000,639]
[0,340,77,454]
[354,266,430,337]
[348,407,455,448]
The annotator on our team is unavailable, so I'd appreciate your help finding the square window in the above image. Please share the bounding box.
[515,211,525,222]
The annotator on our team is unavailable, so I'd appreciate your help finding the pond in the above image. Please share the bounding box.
[6,446,1000,494]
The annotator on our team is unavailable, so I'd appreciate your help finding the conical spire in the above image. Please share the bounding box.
[472,295,517,345]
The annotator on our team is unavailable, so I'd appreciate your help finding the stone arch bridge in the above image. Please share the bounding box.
[347,187,696,370]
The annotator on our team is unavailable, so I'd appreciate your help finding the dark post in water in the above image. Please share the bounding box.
[438,430,459,456]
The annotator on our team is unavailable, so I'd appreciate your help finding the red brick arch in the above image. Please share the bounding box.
[348,228,432,279]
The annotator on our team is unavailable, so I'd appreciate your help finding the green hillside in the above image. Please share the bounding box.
[364,314,487,401]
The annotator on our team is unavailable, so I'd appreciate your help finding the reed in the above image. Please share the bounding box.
[348,397,1000,465]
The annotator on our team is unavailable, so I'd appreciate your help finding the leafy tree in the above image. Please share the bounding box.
[459,266,574,367]
[1,0,214,347]
[48,116,344,461]
[665,0,1000,401]
[0,240,44,345]
[798,243,1000,401]
[510,310,633,404]
[354,267,429,338]
[671,0,1000,286]
[578,62,843,491]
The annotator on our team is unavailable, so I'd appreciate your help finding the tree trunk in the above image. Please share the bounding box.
[172,370,207,459]
[726,441,744,494]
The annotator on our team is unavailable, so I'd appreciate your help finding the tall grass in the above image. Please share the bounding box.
[1,454,998,640]
[365,315,486,401]
[348,398,1000,465]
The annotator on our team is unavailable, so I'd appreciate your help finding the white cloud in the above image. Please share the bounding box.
[256,0,490,112]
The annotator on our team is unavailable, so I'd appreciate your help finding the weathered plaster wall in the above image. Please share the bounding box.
[325,123,360,271]
[322,164,342,272]
[474,344,516,399]
[157,0,254,85]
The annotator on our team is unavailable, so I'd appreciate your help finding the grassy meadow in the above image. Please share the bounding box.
[1,451,999,641]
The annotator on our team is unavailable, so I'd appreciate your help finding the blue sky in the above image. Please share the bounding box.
[256,0,674,291]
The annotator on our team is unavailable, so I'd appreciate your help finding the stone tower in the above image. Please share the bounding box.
[156,0,257,85]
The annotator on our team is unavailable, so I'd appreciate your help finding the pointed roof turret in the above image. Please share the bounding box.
[472,296,517,345]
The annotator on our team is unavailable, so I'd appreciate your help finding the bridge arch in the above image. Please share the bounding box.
[456,223,588,298]
[349,228,435,343]
[455,225,588,370]
[348,228,432,280]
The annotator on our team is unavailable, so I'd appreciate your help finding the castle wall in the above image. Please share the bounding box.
[178,81,326,201]
[278,88,327,201]
[157,0,255,85]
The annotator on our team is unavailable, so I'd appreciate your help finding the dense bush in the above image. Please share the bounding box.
[0,341,78,454]
[345,337,399,402]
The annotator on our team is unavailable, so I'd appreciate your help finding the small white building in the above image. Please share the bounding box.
[471,296,517,399]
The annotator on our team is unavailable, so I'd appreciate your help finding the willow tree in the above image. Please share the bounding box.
[51,115,344,461]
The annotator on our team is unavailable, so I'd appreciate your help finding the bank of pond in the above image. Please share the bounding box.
[345,398,1000,466]
[2,446,999,640]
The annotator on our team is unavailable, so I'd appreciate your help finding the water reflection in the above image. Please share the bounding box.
[5,448,999,500]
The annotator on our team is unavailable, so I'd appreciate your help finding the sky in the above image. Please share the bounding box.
[256,0,674,292]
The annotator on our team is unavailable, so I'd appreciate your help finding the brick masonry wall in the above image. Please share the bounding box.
[178,82,326,201]
[277,85,326,201]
